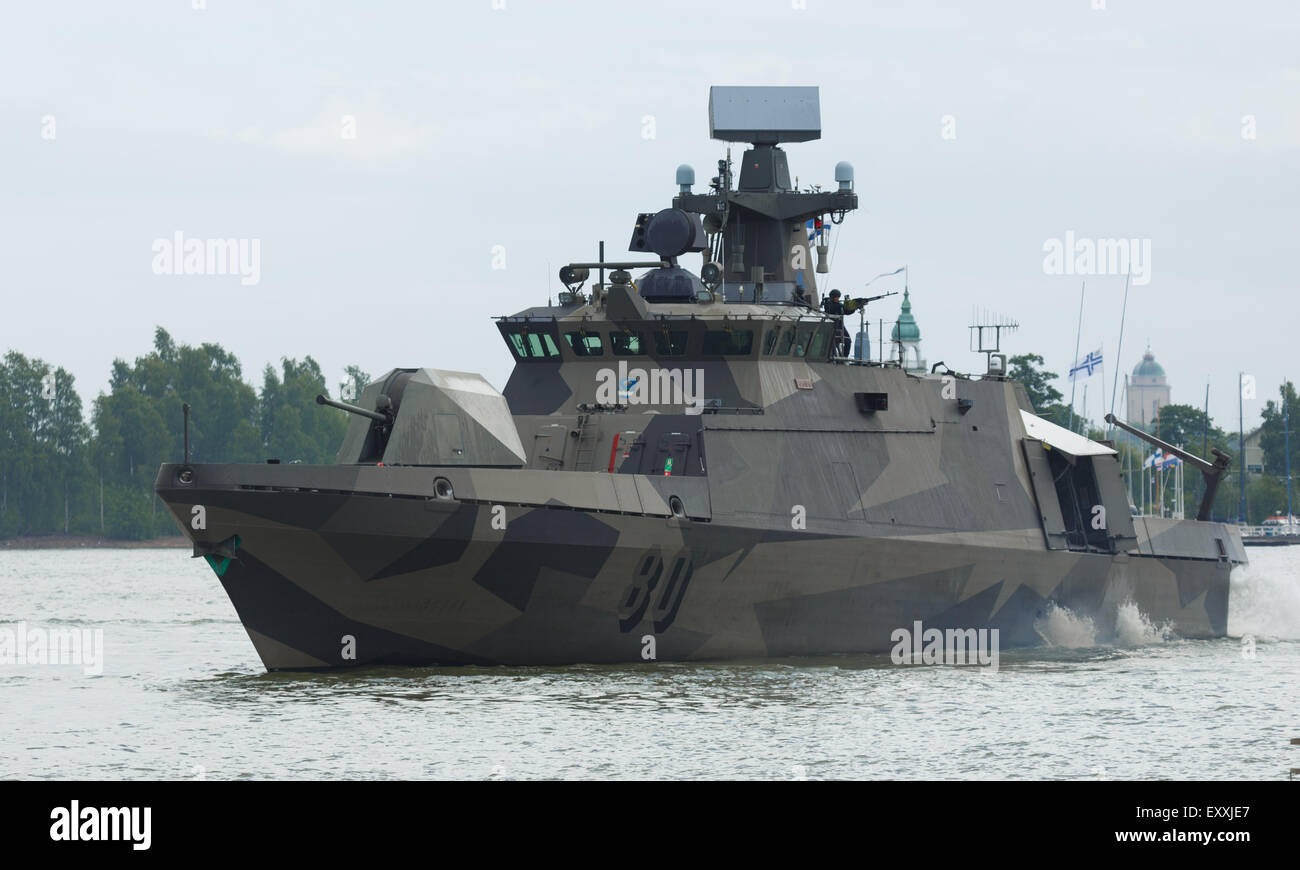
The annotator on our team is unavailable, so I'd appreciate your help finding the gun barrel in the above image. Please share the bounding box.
[316,394,387,423]
[1104,414,1219,473]
[1105,413,1231,522]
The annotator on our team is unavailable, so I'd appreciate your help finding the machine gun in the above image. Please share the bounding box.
[838,290,899,361]
[843,290,897,314]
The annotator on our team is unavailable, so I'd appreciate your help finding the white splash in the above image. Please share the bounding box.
[1032,600,1173,648]
[1228,552,1300,640]
[1034,602,1098,648]
[1114,599,1172,646]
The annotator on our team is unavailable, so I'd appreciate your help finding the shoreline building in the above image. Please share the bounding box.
[891,289,926,373]
[1127,348,1171,430]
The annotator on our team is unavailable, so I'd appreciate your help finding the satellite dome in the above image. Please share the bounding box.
[637,266,704,303]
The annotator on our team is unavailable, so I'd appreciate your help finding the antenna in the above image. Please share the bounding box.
[708,86,821,144]
[968,309,1020,376]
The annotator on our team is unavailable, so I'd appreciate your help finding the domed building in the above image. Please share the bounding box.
[1127,348,1171,428]
[890,289,926,373]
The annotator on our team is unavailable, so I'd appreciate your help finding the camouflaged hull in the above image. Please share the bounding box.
[155,332,1244,671]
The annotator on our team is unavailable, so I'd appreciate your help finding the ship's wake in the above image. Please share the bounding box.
[1114,600,1174,645]
[1033,602,1099,648]
[1033,600,1172,649]
[1228,558,1300,641]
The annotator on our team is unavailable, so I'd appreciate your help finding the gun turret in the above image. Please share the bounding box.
[316,394,391,424]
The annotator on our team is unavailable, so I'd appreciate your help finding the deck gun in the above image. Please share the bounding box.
[1105,413,1232,522]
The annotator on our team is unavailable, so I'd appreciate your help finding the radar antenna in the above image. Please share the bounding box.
[672,86,858,306]
[968,309,1019,376]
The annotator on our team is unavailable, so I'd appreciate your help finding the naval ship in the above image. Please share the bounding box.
[156,87,1246,670]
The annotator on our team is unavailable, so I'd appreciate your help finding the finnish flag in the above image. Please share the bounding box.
[1069,348,1103,381]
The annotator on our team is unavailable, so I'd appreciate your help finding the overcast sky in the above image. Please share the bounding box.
[3,0,1297,431]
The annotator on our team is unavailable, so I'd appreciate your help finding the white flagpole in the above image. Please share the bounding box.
[1108,270,1131,438]
[1068,282,1085,431]
[1099,352,1106,436]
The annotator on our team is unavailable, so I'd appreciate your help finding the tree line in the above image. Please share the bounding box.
[1009,353,1298,523]
[0,328,368,540]
[1,338,1293,539]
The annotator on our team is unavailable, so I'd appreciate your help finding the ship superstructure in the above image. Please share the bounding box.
[156,87,1244,670]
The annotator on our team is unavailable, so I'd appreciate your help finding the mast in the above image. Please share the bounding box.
[1067,281,1085,432]
[673,86,857,306]
[1202,382,1210,456]
[1238,371,1246,523]
[1100,354,1106,433]
[1202,381,1210,517]
[1285,379,1294,526]
[1107,270,1130,439]
[1124,373,1134,506]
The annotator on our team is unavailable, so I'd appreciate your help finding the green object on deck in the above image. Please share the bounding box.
[202,535,241,578]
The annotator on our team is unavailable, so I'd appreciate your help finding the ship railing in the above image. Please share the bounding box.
[1240,524,1300,538]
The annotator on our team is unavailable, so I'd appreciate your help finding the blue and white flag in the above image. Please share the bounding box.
[1144,449,1180,470]
[1069,347,1103,381]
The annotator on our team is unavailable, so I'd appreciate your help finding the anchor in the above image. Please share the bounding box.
[194,535,242,578]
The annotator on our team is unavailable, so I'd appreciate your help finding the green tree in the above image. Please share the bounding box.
[260,357,347,464]
[1244,475,1289,524]
[1008,353,1075,428]
[93,385,169,483]
[1151,404,1227,454]
[0,353,95,538]
[103,483,154,540]
[3,327,375,540]
[1258,380,1298,481]
[1008,353,1061,409]
[91,328,262,538]
[341,365,371,402]
[1135,403,1235,519]
[1114,402,1249,520]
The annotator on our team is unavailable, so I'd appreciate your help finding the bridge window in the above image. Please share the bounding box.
[702,329,754,355]
[611,331,645,356]
[763,327,781,355]
[653,330,689,356]
[502,327,561,360]
[776,328,796,356]
[564,331,604,356]
[807,327,829,359]
[791,326,814,357]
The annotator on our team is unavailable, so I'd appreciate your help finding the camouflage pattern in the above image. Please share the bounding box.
[155,333,1242,670]
[154,86,1243,671]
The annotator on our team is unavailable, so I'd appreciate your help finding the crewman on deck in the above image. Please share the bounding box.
[822,289,850,357]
